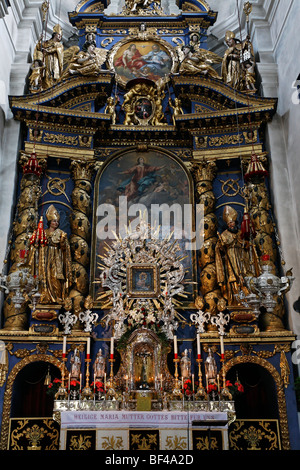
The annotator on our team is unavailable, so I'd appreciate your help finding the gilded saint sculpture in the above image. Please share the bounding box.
[70,348,81,379]
[215,205,261,306]
[32,24,64,90]
[222,30,256,93]
[28,205,73,305]
[93,349,106,379]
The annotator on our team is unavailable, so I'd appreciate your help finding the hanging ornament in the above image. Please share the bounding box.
[244,152,268,182]
[23,153,43,178]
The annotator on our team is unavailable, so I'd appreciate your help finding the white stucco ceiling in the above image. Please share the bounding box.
[54,0,238,29]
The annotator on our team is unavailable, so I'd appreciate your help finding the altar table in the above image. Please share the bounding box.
[59,411,230,450]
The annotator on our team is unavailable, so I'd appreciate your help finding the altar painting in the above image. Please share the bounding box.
[92,150,197,305]
[113,41,173,83]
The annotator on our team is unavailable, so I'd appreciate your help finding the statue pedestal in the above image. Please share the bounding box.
[29,303,61,334]
[229,305,259,335]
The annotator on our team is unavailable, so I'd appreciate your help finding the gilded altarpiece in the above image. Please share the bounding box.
[0,0,299,452]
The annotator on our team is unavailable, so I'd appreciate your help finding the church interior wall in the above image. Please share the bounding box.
[0,0,299,452]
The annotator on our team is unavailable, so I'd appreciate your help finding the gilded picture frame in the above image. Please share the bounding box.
[108,36,178,87]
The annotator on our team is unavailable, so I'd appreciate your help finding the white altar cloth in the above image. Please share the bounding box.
[60,411,228,429]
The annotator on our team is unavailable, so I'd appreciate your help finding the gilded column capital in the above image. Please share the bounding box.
[190,158,217,183]
[70,159,99,183]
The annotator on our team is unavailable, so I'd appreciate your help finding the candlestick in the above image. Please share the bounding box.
[82,354,93,400]
[195,357,207,400]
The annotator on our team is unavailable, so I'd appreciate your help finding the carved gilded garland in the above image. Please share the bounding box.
[221,355,290,451]
[0,354,65,451]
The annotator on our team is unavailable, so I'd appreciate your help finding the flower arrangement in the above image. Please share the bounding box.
[91,380,105,394]
[207,383,218,394]
[182,378,194,397]
[46,378,62,397]
[69,379,81,391]
[126,305,157,330]
[225,379,244,398]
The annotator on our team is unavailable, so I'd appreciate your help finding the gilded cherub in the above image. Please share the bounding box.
[104,96,118,124]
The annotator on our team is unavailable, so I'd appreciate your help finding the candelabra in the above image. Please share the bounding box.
[106,356,117,400]
[190,309,210,334]
[58,310,77,335]
[79,308,98,333]
[210,312,231,400]
[55,344,68,400]
[195,357,207,400]
[172,357,183,399]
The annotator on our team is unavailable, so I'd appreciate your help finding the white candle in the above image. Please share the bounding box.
[63,336,67,355]
[197,333,201,357]
[174,336,178,355]
[110,336,114,356]
[220,335,224,356]
[87,337,90,356]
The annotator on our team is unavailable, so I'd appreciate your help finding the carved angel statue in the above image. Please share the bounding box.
[177,45,222,79]
[62,39,107,78]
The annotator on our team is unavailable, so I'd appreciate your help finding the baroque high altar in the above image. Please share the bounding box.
[0,0,299,452]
